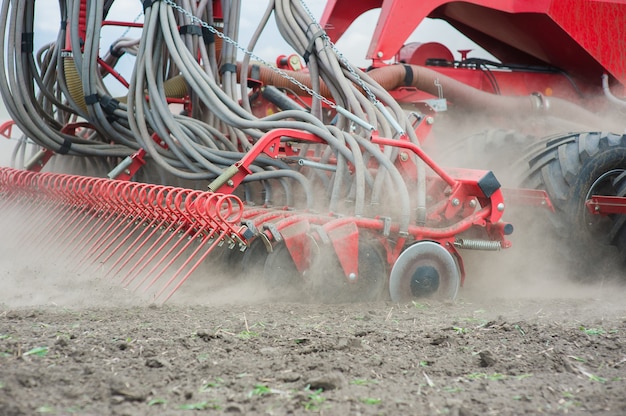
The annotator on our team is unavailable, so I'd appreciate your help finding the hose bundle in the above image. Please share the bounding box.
[0,0,426,229]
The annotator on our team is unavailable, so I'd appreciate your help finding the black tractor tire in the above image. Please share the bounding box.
[517,131,626,277]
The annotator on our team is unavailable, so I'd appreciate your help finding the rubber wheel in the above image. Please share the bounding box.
[605,171,626,263]
[389,241,460,302]
[518,131,626,276]
[306,239,388,303]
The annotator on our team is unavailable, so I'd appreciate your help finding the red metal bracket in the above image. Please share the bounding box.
[324,221,360,281]
[501,188,555,212]
[586,195,626,215]
[0,120,15,139]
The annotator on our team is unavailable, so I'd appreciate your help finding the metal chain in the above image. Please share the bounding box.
[161,0,337,108]
[297,0,378,104]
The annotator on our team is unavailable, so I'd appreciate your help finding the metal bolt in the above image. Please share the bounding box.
[227,179,234,187]
[124,169,130,175]
[469,199,477,208]
[377,51,383,58]
[399,152,408,162]
[426,116,434,125]
[497,202,505,212]
[451,198,460,207]
[348,273,357,281]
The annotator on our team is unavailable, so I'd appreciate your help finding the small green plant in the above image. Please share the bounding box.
[467,372,506,381]
[147,398,167,406]
[24,347,48,357]
[419,360,429,367]
[360,397,382,405]
[452,326,468,334]
[569,355,586,362]
[442,386,463,393]
[237,330,259,340]
[412,301,428,309]
[35,405,55,413]
[248,384,271,397]
[587,373,607,383]
[178,400,220,410]
[579,326,605,335]
[514,373,533,380]
[514,324,525,336]
[303,387,325,411]
[0,334,11,340]
[199,378,224,391]
[350,378,378,385]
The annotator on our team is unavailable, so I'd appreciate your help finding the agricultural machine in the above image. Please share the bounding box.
[0,0,624,304]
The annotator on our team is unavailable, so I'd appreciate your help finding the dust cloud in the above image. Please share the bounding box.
[1,109,625,311]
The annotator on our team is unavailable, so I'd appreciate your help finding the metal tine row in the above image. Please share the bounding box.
[0,167,247,303]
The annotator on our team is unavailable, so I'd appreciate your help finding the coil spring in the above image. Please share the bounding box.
[454,238,502,251]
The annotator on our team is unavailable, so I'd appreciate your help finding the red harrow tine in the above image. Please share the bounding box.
[103,186,175,280]
[74,181,141,270]
[131,189,206,292]
[62,180,127,262]
[33,175,98,254]
[90,183,158,270]
[155,193,245,303]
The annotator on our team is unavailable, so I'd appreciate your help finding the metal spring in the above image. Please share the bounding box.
[454,238,502,251]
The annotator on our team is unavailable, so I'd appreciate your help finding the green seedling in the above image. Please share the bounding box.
[412,301,428,309]
[303,388,325,411]
[0,334,11,340]
[237,330,259,340]
[24,347,48,357]
[35,405,55,413]
[579,326,605,335]
[587,373,607,383]
[350,378,378,385]
[178,400,220,410]
[200,378,224,391]
[249,384,272,397]
[442,386,463,393]
[514,373,533,380]
[360,397,382,405]
[147,398,167,406]
[467,372,506,381]
[514,324,525,336]
[452,326,468,334]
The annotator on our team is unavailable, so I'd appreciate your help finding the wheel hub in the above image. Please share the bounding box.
[410,265,440,297]
[389,241,460,302]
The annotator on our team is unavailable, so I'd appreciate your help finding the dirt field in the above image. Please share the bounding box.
[1,231,625,416]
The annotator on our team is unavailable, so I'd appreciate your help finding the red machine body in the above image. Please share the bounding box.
[321,0,626,84]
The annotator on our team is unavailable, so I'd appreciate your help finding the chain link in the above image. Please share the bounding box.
[297,0,378,103]
[161,0,336,108]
